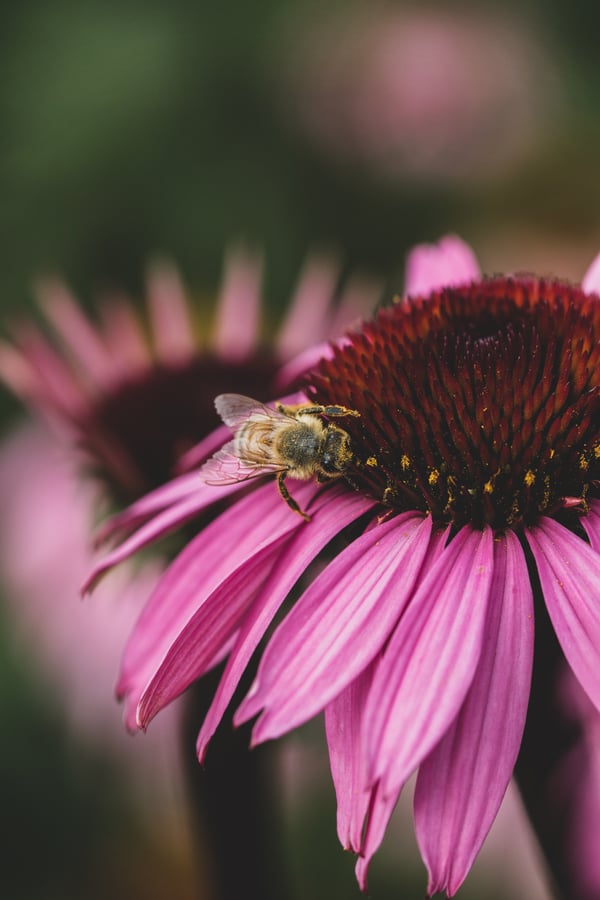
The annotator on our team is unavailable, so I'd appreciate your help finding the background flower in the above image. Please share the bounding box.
[0,248,377,900]
[275,6,560,183]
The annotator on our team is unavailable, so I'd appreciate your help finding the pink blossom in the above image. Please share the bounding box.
[88,235,600,895]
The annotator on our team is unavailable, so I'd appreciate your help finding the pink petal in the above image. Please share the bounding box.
[325,661,375,852]
[212,245,262,361]
[11,326,87,416]
[35,278,117,387]
[276,254,341,359]
[92,470,209,543]
[99,296,151,373]
[0,342,41,403]
[137,536,291,727]
[146,262,196,363]
[581,499,600,555]
[366,526,494,799]
[85,477,250,590]
[196,488,376,760]
[404,235,481,297]
[415,531,534,897]
[355,781,402,892]
[527,517,600,714]
[327,274,381,339]
[346,527,450,891]
[581,250,600,296]
[235,513,433,742]
[117,481,319,726]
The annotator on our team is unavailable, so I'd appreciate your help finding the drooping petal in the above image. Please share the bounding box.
[581,499,600,554]
[414,531,534,897]
[581,250,600,296]
[136,535,291,728]
[235,513,433,743]
[404,235,481,297]
[117,481,318,727]
[325,661,376,852]
[84,477,250,590]
[330,523,452,887]
[366,526,494,799]
[93,470,208,542]
[527,517,600,714]
[355,781,402,892]
[196,489,377,760]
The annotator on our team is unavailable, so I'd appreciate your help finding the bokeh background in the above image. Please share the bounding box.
[2,1,600,897]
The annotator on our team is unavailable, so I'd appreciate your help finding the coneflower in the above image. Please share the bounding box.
[88,236,600,898]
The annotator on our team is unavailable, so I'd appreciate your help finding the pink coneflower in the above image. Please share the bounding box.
[88,235,600,897]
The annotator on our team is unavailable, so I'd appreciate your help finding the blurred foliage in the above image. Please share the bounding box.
[1,0,600,896]
[0,0,597,311]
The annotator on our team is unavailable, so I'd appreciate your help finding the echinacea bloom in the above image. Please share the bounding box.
[88,235,600,897]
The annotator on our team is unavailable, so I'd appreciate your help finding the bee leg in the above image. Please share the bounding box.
[277,471,310,521]
[319,405,360,418]
[277,402,360,419]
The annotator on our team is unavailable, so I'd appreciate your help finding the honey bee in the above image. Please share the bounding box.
[201,393,360,520]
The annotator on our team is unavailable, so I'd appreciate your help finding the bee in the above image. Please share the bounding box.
[201,393,360,520]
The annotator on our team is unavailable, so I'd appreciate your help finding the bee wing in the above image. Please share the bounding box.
[200,439,285,486]
[215,393,291,430]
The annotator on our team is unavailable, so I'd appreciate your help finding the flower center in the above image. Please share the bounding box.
[308,277,600,531]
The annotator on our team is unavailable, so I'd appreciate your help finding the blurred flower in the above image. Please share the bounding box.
[0,248,378,745]
[276,5,561,182]
[89,236,600,896]
[0,249,377,504]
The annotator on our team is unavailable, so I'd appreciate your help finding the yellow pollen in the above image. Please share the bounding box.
[548,448,555,459]
[483,480,494,494]
[428,468,440,486]
[524,470,536,487]
[366,455,378,468]
[400,454,411,471]
[543,475,551,503]
[595,443,600,459]
[579,453,589,471]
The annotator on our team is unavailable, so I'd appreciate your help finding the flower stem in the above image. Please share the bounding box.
[181,666,288,900]
[514,572,592,900]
